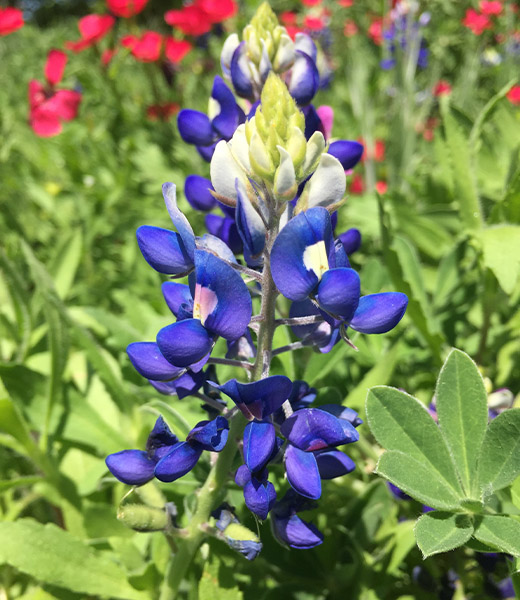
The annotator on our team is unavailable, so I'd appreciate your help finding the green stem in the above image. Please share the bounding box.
[159,208,281,599]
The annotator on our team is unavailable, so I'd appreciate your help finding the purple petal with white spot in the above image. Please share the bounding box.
[281,408,359,451]
[136,226,193,275]
[315,450,355,479]
[157,318,213,368]
[284,444,321,499]
[106,449,156,486]
[271,207,334,301]
[288,50,320,106]
[328,140,364,171]
[177,109,214,146]
[194,250,252,340]
[154,441,202,482]
[127,342,184,381]
[212,376,292,420]
[316,267,360,321]
[184,175,216,212]
[243,421,276,473]
[349,292,408,334]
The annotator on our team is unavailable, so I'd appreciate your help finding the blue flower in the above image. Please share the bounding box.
[271,490,324,549]
[177,76,245,162]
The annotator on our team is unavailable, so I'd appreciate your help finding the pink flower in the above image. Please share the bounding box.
[66,14,115,52]
[28,50,81,137]
[303,15,325,30]
[434,80,452,97]
[338,0,353,7]
[0,7,24,36]
[302,0,322,5]
[507,86,520,105]
[316,105,334,140]
[165,0,237,36]
[349,173,365,195]
[165,38,192,63]
[479,1,502,16]
[107,0,149,18]
[280,12,298,26]
[343,19,358,36]
[122,31,192,63]
[375,181,388,195]
[462,9,491,35]
[368,17,383,45]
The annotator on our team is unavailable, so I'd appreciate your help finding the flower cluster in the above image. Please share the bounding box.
[105,2,408,558]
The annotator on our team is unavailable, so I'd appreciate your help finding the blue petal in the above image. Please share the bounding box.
[334,239,350,268]
[244,478,276,520]
[187,416,229,452]
[338,228,362,255]
[127,342,185,381]
[272,513,323,549]
[106,449,156,485]
[349,292,408,334]
[194,250,252,340]
[284,444,321,499]
[211,75,245,140]
[328,140,364,171]
[148,370,205,399]
[315,450,355,479]
[154,441,202,482]
[213,376,292,420]
[281,408,359,451]
[177,109,214,146]
[136,226,193,275]
[271,207,334,301]
[162,183,196,261]
[318,404,363,428]
[197,143,217,163]
[226,330,256,360]
[230,42,254,99]
[288,50,320,106]
[302,104,325,139]
[295,33,317,62]
[243,421,276,473]
[157,318,213,368]
[198,233,238,265]
[316,267,360,321]
[235,464,251,487]
[205,214,243,255]
[235,180,266,265]
[162,282,193,318]
[146,416,179,454]
[184,175,216,212]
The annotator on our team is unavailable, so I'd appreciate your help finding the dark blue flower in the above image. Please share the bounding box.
[271,490,323,549]
[184,175,217,212]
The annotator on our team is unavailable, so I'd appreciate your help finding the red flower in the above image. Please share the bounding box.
[507,85,520,105]
[462,9,491,35]
[359,138,385,163]
[28,50,81,137]
[304,15,325,30]
[302,0,322,5]
[280,11,298,26]
[146,102,180,121]
[198,0,237,23]
[285,25,303,40]
[165,0,237,36]
[434,80,452,97]
[0,7,24,36]
[338,0,353,7]
[122,31,163,61]
[343,19,358,36]
[165,38,192,63]
[107,0,149,18]
[375,181,388,195]
[66,14,115,52]
[479,1,502,16]
[368,17,383,45]
[349,173,365,195]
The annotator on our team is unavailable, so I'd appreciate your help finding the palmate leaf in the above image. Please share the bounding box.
[435,349,488,497]
[473,515,520,556]
[415,512,474,558]
[366,387,464,501]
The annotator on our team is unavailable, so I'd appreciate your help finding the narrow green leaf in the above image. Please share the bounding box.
[435,349,488,496]
[478,409,520,496]
[473,515,520,556]
[0,476,43,493]
[415,512,473,558]
[375,451,462,510]
[0,397,40,463]
[366,386,464,497]
[476,225,520,294]
[440,98,483,230]
[0,519,146,599]
[49,230,83,300]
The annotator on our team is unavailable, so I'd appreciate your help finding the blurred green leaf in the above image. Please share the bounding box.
[199,557,243,600]
[49,229,83,300]
[476,225,520,294]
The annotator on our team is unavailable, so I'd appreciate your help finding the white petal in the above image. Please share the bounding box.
[302,131,326,175]
[305,154,346,209]
[221,33,239,76]
[273,33,295,72]
[210,140,248,201]
[274,146,297,199]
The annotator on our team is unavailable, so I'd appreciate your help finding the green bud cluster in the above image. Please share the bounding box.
[243,2,290,71]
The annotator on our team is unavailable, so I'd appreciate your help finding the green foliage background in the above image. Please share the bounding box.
[1,0,520,598]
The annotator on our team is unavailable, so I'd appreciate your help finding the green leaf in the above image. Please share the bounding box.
[414,512,473,558]
[0,519,145,599]
[478,409,520,496]
[49,229,83,300]
[440,98,483,231]
[0,397,40,464]
[435,349,488,496]
[199,557,243,600]
[476,225,520,294]
[473,515,520,556]
[0,475,43,493]
[366,387,464,498]
[375,451,463,510]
